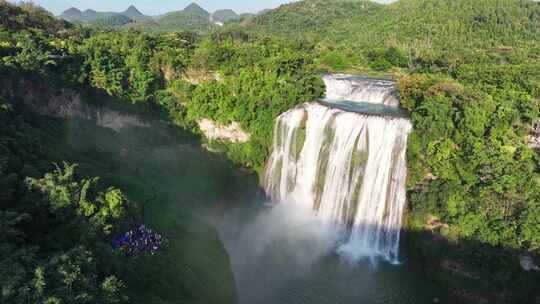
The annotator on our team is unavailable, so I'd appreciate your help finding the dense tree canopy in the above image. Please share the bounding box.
[0,101,132,303]
[243,0,540,73]
[1,0,539,302]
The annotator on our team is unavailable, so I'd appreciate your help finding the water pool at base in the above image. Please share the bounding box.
[218,203,445,304]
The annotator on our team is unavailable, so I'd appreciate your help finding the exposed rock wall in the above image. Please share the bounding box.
[528,120,540,151]
[197,118,250,143]
[0,78,149,132]
[29,90,149,131]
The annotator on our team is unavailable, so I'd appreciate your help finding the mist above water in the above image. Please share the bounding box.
[218,199,442,304]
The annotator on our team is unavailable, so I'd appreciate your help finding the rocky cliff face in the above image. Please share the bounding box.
[197,118,250,143]
[528,120,540,151]
[29,89,149,131]
[1,78,149,132]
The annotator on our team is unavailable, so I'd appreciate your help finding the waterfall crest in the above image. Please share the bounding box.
[322,73,400,107]
[264,76,411,263]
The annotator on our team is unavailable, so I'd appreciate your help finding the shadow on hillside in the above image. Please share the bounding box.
[218,202,540,304]
[401,227,540,304]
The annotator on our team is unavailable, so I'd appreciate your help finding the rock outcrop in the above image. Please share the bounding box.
[0,78,149,132]
[519,255,539,272]
[528,120,540,151]
[197,119,250,143]
[30,89,149,131]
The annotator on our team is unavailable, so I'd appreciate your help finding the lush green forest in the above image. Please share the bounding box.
[1,0,540,303]
[0,103,133,303]
[245,0,540,72]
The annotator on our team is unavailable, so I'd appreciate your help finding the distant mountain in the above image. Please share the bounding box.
[59,5,150,23]
[121,5,151,21]
[154,10,217,33]
[152,3,216,33]
[239,13,256,19]
[183,3,210,18]
[257,9,272,15]
[91,15,134,28]
[60,7,82,21]
[211,9,239,23]
[81,9,105,21]
[60,7,112,23]
[59,3,264,33]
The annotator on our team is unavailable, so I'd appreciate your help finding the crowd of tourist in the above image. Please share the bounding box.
[112,224,167,256]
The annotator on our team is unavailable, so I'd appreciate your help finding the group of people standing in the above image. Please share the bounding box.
[112,224,167,256]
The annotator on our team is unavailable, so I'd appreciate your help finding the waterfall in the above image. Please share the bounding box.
[264,76,411,263]
[322,73,400,107]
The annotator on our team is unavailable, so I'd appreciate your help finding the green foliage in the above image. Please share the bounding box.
[25,162,130,237]
[243,0,540,73]
[0,89,131,303]
[78,31,194,103]
[152,11,217,33]
[90,15,134,28]
[0,161,131,303]
[185,34,324,169]
[2,0,540,301]
[1,239,128,304]
[403,68,540,252]
[0,1,69,32]
[313,45,367,72]
[366,47,408,71]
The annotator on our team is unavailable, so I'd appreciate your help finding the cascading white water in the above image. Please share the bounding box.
[264,76,411,263]
[323,73,400,107]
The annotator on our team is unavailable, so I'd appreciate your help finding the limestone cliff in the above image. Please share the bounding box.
[197,118,250,143]
[1,78,149,132]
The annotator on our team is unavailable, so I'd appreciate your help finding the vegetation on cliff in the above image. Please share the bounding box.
[0,97,133,302]
[184,32,324,168]
[1,0,540,302]
[243,0,540,72]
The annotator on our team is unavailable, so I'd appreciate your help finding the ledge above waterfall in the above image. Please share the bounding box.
[317,99,408,119]
[323,74,400,108]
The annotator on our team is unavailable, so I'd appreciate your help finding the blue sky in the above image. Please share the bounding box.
[8,0,395,16]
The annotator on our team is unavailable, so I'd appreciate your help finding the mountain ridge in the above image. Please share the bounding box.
[183,2,210,17]
[211,9,239,23]
[60,5,150,22]
[122,5,150,21]
[59,3,247,32]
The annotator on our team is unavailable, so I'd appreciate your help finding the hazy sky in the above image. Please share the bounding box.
[8,0,396,16]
